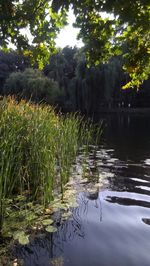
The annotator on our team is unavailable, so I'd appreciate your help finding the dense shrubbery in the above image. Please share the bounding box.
[3,68,63,105]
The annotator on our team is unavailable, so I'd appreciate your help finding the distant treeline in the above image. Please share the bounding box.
[0,47,150,114]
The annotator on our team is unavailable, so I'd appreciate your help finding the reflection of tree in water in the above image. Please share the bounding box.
[77,189,103,222]
[101,114,150,161]
[101,157,150,208]
[106,196,150,208]
[142,218,150,226]
[104,165,150,209]
[107,172,150,196]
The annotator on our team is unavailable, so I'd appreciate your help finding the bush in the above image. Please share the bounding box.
[3,68,63,105]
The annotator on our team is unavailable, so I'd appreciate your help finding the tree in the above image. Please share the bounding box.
[0,50,30,94]
[68,0,149,88]
[0,0,67,68]
[0,0,149,87]
[4,68,62,105]
[44,46,77,110]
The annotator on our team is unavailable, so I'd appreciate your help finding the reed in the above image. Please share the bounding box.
[0,97,95,229]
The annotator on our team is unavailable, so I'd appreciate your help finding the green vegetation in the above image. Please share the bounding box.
[0,1,149,87]
[4,68,62,105]
[0,48,150,112]
[0,97,91,233]
[0,1,149,263]
[0,97,101,266]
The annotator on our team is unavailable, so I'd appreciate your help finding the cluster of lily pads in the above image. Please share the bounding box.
[1,185,79,246]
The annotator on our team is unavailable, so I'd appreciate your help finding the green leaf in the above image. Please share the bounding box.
[13,231,29,245]
[42,219,54,226]
[18,234,29,245]
[45,225,57,233]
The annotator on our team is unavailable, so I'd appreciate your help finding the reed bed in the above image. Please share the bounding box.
[0,97,102,234]
[0,98,88,229]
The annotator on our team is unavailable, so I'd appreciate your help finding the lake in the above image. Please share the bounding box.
[15,113,150,266]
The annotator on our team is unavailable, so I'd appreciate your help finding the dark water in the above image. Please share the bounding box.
[16,114,150,266]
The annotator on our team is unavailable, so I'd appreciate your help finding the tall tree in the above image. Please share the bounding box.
[0,0,149,86]
[0,0,67,68]
[0,50,30,93]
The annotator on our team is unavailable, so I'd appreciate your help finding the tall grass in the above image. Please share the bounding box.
[0,97,101,232]
[0,98,85,229]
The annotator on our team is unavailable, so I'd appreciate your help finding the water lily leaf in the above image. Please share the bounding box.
[45,225,57,233]
[51,202,68,210]
[13,231,29,245]
[62,211,72,220]
[18,234,29,245]
[69,201,79,208]
[13,231,23,240]
[64,189,76,198]
[42,219,53,226]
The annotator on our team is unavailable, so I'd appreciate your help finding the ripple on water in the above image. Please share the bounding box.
[14,145,150,266]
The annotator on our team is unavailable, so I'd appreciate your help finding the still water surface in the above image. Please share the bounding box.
[16,114,150,266]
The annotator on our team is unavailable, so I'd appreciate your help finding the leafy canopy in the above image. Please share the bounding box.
[0,0,149,87]
[0,0,67,68]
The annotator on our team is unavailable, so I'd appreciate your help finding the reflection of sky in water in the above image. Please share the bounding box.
[16,114,150,266]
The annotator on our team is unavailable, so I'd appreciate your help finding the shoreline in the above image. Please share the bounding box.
[95,108,150,114]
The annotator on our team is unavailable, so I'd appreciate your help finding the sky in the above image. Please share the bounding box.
[9,9,111,49]
[8,9,82,50]
[55,9,83,48]
[55,10,114,48]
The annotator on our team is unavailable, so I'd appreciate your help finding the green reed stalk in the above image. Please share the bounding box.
[0,98,87,229]
[0,97,102,231]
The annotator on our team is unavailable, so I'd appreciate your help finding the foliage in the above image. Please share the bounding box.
[44,47,150,111]
[44,48,127,112]
[0,98,83,227]
[0,50,30,94]
[44,46,78,110]
[0,97,98,235]
[0,1,149,87]
[0,0,67,68]
[69,0,150,87]
[3,68,62,105]
[1,47,150,112]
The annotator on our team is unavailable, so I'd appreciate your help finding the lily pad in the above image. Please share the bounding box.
[42,219,54,226]
[13,231,29,245]
[45,225,57,233]
[69,201,79,208]
[51,201,68,210]
[18,234,29,245]
[62,211,72,220]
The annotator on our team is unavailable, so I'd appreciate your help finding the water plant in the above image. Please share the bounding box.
[0,97,99,233]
